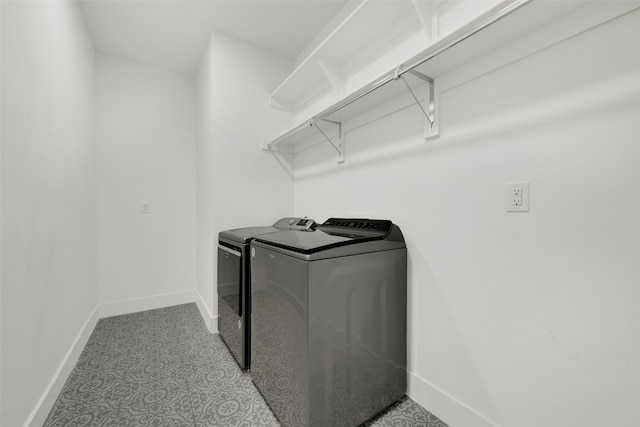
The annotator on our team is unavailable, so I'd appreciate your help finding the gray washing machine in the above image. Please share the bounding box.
[250,218,407,427]
[217,217,316,370]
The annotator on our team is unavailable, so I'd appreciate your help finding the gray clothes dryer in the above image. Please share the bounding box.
[217,217,316,370]
[250,218,407,427]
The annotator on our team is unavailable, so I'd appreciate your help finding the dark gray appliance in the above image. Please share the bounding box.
[217,217,316,370]
[250,218,407,427]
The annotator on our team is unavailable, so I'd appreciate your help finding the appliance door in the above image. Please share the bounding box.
[217,242,245,367]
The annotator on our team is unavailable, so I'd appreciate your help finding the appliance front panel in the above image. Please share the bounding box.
[308,249,407,426]
[251,244,309,427]
[217,243,245,368]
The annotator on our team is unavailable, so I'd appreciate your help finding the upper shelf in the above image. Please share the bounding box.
[269,0,427,113]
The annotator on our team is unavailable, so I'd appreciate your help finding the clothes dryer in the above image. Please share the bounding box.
[217,217,316,370]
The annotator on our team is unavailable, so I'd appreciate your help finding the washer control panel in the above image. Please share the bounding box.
[320,218,392,236]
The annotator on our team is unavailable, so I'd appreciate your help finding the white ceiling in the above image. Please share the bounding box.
[79,0,350,75]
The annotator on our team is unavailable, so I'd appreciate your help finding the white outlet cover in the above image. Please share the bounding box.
[506,182,529,212]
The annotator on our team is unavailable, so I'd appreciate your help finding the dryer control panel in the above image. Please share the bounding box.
[273,217,317,231]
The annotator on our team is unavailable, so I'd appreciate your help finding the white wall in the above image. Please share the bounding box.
[0,1,97,425]
[294,6,640,427]
[95,53,197,314]
[196,31,294,328]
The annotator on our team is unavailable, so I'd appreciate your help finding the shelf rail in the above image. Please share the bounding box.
[264,0,532,161]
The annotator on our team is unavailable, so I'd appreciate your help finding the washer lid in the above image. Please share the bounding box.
[253,218,398,255]
[252,229,352,254]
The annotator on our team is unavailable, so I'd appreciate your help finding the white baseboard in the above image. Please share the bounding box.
[98,290,195,318]
[195,290,217,333]
[25,306,100,427]
[408,371,501,427]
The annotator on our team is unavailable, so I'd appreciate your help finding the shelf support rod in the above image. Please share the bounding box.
[397,69,435,132]
[312,119,344,163]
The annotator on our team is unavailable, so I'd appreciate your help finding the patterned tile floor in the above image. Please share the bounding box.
[44,303,448,427]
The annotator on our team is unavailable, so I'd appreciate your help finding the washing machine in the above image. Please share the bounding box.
[217,217,316,370]
[250,218,407,427]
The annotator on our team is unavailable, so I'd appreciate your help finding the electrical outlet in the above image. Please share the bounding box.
[506,182,529,212]
[141,201,151,214]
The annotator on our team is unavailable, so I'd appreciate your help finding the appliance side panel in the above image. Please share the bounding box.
[251,245,310,426]
[308,249,408,426]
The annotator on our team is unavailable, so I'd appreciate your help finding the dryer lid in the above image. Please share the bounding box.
[219,226,281,244]
[218,217,316,244]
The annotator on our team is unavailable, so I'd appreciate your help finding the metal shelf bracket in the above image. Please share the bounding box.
[396,68,437,138]
[312,118,344,163]
[261,140,294,154]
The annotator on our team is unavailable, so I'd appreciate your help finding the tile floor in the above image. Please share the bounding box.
[44,303,448,427]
